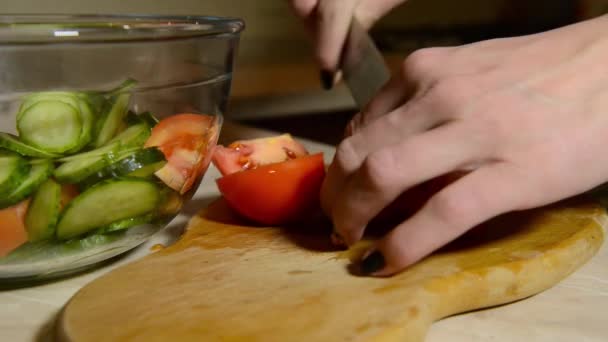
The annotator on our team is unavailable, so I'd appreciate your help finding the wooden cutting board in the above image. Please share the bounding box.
[57,197,606,342]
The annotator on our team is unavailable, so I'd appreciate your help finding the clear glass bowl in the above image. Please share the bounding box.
[0,14,244,284]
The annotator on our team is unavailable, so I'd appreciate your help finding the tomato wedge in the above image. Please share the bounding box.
[0,200,29,257]
[145,113,217,194]
[212,134,309,176]
[216,153,325,226]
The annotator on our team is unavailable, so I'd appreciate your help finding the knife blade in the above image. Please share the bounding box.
[339,18,391,110]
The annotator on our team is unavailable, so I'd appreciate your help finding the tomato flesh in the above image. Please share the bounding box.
[212,134,308,176]
[0,200,29,257]
[216,153,325,226]
[145,113,217,194]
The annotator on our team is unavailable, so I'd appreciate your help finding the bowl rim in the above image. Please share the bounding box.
[0,13,245,45]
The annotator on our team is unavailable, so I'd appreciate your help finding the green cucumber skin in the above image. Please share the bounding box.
[96,213,157,234]
[17,100,83,153]
[55,178,161,240]
[107,123,151,148]
[54,157,109,184]
[0,161,53,209]
[78,147,165,188]
[65,99,95,154]
[24,178,62,242]
[93,92,132,148]
[0,133,60,158]
[57,142,121,163]
[0,154,30,196]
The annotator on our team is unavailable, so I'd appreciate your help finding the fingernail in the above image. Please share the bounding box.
[320,69,334,90]
[360,250,385,275]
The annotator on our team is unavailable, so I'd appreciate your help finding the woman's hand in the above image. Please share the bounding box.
[321,15,608,276]
[289,0,406,88]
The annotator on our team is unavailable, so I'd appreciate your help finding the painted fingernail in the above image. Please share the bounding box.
[320,69,334,90]
[331,231,346,247]
[360,250,385,275]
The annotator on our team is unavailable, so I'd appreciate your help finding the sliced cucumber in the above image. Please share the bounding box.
[79,147,165,187]
[65,99,95,154]
[56,178,161,240]
[96,213,157,234]
[24,178,62,242]
[0,160,53,209]
[58,141,121,163]
[54,156,108,184]
[19,91,81,118]
[17,100,83,153]
[93,82,136,147]
[107,123,151,148]
[0,133,60,158]
[128,160,167,178]
[0,153,29,196]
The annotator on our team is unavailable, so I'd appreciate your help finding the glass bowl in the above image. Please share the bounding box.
[0,14,244,284]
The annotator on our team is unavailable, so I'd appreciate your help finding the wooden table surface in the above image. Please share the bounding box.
[2,121,608,342]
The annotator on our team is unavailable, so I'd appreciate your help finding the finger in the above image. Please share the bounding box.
[317,0,359,71]
[359,163,525,276]
[332,122,488,244]
[289,0,319,18]
[321,96,446,217]
[350,46,455,133]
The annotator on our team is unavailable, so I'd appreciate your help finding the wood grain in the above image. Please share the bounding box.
[58,197,606,342]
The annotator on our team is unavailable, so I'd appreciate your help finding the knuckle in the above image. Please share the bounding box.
[426,76,470,114]
[335,138,359,174]
[402,47,444,78]
[361,150,395,190]
[427,189,468,227]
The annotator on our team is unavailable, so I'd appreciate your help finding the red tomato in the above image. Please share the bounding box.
[145,113,217,194]
[216,153,326,226]
[0,200,29,257]
[212,134,309,176]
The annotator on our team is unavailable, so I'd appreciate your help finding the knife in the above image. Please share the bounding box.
[339,18,391,110]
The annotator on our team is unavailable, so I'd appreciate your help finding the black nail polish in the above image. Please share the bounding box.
[320,69,334,90]
[360,250,385,275]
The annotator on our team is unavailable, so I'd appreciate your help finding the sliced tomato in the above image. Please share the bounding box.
[216,153,325,226]
[0,200,29,257]
[144,113,217,194]
[212,134,309,176]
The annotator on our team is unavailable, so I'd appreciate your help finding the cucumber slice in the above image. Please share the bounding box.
[96,213,157,234]
[0,153,29,196]
[0,160,53,209]
[19,91,81,119]
[128,161,167,178]
[24,178,62,242]
[79,147,166,187]
[93,83,136,148]
[107,123,151,148]
[54,156,108,184]
[56,178,161,240]
[0,133,60,158]
[65,99,95,154]
[17,100,83,153]
[58,141,121,163]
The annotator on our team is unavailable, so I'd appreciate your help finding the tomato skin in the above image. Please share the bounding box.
[0,200,29,257]
[212,134,309,176]
[216,153,325,226]
[144,113,216,194]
